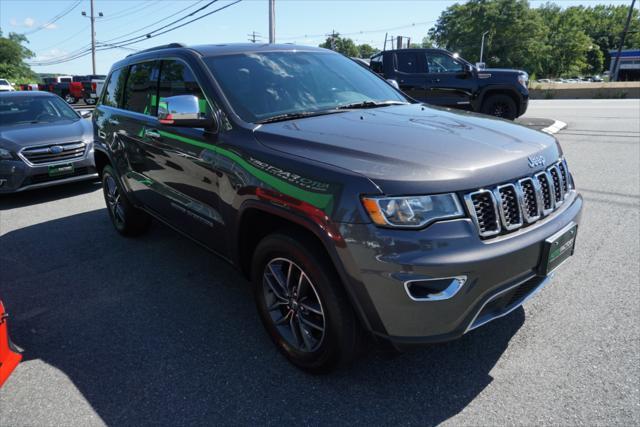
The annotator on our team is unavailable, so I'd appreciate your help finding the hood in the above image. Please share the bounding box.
[254,104,560,195]
[0,119,92,151]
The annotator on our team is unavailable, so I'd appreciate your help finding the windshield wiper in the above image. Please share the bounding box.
[335,100,408,110]
[256,110,341,124]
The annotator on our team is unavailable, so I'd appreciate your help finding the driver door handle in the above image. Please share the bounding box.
[144,129,161,139]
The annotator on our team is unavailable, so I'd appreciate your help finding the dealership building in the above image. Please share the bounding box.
[609,49,640,81]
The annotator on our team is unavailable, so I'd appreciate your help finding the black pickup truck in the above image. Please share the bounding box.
[370,48,529,119]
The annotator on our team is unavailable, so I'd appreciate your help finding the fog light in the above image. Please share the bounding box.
[405,276,467,301]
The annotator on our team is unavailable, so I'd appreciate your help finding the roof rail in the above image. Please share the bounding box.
[126,43,186,57]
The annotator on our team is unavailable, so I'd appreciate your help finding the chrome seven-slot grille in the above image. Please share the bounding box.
[20,141,86,165]
[465,159,572,238]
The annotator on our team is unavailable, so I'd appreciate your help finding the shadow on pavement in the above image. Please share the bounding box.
[1,210,524,425]
[0,180,101,210]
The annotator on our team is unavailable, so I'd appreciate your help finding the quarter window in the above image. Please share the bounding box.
[101,67,127,108]
[370,54,383,73]
[123,61,160,115]
[395,52,419,73]
[426,52,464,73]
[158,60,210,116]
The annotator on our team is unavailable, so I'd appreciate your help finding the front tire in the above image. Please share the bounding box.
[102,165,150,236]
[252,232,363,373]
[64,94,77,104]
[481,94,517,120]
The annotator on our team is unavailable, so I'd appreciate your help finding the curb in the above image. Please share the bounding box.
[541,120,567,135]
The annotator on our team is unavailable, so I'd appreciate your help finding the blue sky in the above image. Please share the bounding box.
[0,0,634,75]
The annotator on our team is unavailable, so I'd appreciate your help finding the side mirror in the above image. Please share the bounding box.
[158,95,216,130]
[386,79,400,90]
[475,62,485,70]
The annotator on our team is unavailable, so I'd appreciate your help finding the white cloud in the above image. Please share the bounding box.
[9,18,18,27]
[44,23,58,30]
[23,17,36,28]
[33,49,68,61]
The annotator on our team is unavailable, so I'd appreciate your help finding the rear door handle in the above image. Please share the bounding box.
[144,129,161,139]
[108,118,119,125]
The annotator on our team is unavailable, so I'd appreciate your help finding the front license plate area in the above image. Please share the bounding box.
[539,223,578,274]
[48,163,74,177]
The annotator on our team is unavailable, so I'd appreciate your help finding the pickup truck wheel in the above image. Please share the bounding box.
[481,94,517,120]
[102,165,150,237]
[64,94,77,104]
[84,98,96,105]
[252,232,362,373]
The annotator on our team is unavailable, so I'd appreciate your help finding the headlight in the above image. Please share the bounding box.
[518,72,529,88]
[361,193,464,228]
[0,148,13,160]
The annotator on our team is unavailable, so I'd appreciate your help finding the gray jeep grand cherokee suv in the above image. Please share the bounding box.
[93,43,582,373]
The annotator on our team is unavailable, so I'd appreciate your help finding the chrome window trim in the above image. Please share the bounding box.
[493,183,523,231]
[18,141,88,167]
[464,189,501,238]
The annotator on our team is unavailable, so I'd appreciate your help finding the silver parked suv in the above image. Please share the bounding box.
[0,91,97,193]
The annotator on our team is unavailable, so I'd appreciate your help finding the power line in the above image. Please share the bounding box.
[99,1,162,23]
[101,0,207,44]
[278,20,436,41]
[28,0,243,66]
[21,0,82,35]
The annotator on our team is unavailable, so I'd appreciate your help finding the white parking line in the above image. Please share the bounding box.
[541,120,567,134]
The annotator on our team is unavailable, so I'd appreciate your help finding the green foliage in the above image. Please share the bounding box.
[0,29,37,83]
[428,0,639,78]
[320,34,379,58]
[357,43,379,59]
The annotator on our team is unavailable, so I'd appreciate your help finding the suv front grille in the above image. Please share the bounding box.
[465,159,573,238]
[20,141,86,165]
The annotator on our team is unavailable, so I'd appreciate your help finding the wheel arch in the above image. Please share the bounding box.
[234,201,377,333]
[476,86,524,115]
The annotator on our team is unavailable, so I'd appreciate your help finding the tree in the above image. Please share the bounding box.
[0,29,37,83]
[319,33,359,57]
[357,43,379,59]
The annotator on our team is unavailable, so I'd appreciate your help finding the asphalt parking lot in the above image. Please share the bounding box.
[1,99,638,426]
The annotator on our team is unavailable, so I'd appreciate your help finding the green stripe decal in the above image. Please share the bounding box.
[157,130,334,212]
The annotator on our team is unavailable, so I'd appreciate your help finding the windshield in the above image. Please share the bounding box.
[0,79,9,86]
[203,50,408,123]
[0,95,79,126]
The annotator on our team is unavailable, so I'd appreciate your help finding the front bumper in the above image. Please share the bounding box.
[0,147,97,194]
[336,191,582,346]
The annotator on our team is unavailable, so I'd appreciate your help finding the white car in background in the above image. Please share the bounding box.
[0,79,15,92]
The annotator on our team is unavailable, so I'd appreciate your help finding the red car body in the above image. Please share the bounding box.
[0,300,21,388]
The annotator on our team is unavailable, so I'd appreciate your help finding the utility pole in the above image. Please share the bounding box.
[383,32,388,51]
[269,0,275,43]
[82,0,103,74]
[479,30,489,64]
[611,0,636,81]
[248,31,261,43]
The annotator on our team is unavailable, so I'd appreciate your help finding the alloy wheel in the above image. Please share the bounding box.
[262,257,326,352]
[493,102,510,117]
[104,175,125,227]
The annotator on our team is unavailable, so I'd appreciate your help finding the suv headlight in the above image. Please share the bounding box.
[0,148,13,160]
[362,193,464,228]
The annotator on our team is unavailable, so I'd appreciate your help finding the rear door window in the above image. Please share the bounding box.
[123,61,161,115]
[101,67,127,108]
[395,52,419,73]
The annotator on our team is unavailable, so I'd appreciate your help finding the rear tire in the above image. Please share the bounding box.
[252,232,363,374]
[101,165,150,237]
[64,94,77,104]
[481,94,517,120]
